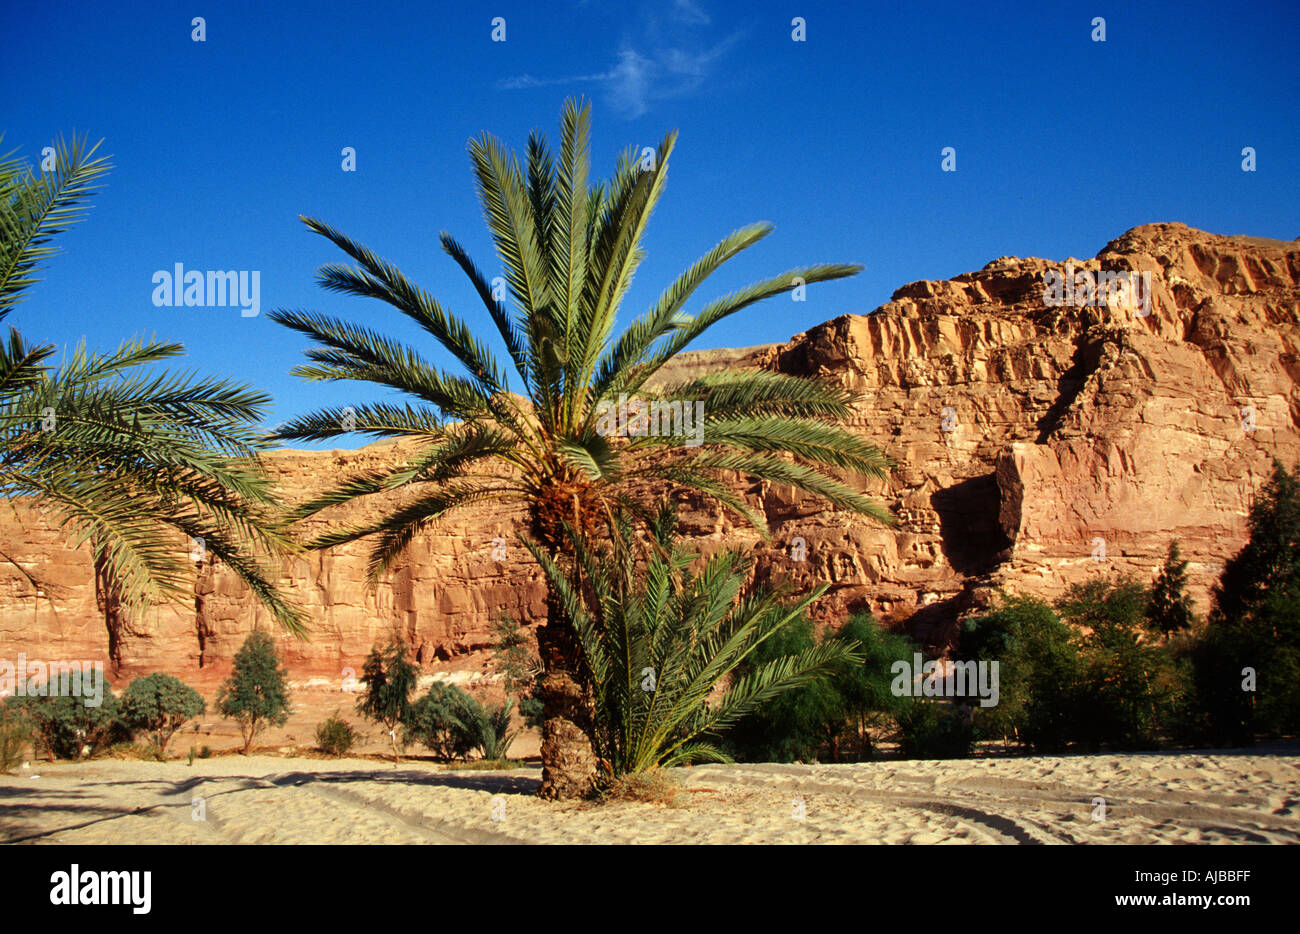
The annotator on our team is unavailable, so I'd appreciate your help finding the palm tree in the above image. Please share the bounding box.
[0,135,304,663]
[270,99,891,798]
[528,503,860,780]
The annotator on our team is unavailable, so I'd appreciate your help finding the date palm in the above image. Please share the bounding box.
[0,135,304,663]
[529,503,861,781]
[270,99,891,798]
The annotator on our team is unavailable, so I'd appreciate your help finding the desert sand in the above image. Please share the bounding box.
[3,745,1297,845]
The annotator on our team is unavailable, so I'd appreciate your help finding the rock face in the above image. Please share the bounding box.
[2,223,1297,682]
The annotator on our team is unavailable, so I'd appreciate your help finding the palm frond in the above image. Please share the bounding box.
[0,134,112,319]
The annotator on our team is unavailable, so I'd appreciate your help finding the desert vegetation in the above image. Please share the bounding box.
[216,630,292,754]
[724,460,1300,762]
[0,118,1296,802]
[0,134,305,667]
[265,98,890,797]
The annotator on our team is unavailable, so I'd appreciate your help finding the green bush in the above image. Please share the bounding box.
[122,673,205,756]
[959,596,1080,752]
[315,712,357,757]
[5,680,129,761]
[405,681,477,762]
[832,615,920,756]
[467,696,521,762]
[895,700,977,759]
[725,613,916,763]
[1057,579,1182,751]
[960,582,1190,753]
[722,614,838,762]
[217,630,291,754]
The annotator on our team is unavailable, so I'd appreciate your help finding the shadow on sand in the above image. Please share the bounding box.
[0,763,542,844]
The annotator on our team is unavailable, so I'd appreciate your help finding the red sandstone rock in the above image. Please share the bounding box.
[2,223,1296,679]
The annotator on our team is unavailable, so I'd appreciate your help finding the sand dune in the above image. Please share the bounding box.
[3,746,1297,845]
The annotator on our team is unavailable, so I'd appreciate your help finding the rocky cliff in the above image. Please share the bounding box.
[2,223,1297,684]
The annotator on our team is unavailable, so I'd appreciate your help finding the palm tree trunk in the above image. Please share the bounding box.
[93,548,126,674]
[536,588,598,799]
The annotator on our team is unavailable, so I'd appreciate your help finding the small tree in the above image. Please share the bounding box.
[726,613,918,763]
[122,674,205,756]
[357,640,419,761]
[1146,542,1196,636]
[830,615,919,758]
[217,630,292,754]
[1057,579,1180,751]
[959,595,1081,751]
[723,615,839,763]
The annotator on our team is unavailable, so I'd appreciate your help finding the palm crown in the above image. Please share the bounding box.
[271,99,891,571]
[0,135,303,645]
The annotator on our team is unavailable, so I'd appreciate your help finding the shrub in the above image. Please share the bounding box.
[1055,577,1149,631]
[727,613,920,763]
[1057,579,1181,751]
[356,640,419,761]
[466,697,521,762]
[723,614,839,763]
[122,674,205,756]
[959,596,1080,752]
[405,681,477,762]
[217,630,292,754]
[5,680,129,761]
[895,700,977,759]
[602,768,684,806]
[0,702,33,772]
[830,615,919,756]
[315,712,357,757]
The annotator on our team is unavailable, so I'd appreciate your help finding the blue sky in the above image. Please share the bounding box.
[3,0,1297,447]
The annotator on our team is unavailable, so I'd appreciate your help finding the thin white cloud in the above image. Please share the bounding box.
[497,32,741,119]
[672,0,711,25]
[605,49,656,118]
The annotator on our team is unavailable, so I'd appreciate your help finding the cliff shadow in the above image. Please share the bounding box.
[931,473,1013,576]
[1035,336,1099,443]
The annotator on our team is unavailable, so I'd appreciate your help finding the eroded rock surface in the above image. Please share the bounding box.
[2,223,1296,680]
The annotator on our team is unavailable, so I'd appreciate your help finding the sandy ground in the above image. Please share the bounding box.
[3,745,1298,845]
